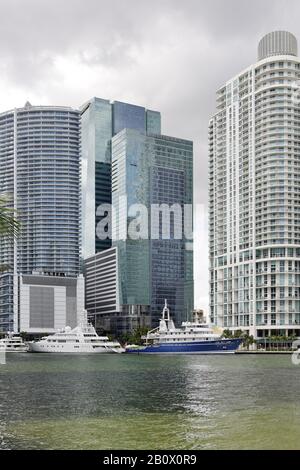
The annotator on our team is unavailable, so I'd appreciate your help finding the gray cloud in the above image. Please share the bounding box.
[0,0,299,307]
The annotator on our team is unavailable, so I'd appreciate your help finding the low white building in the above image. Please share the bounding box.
[17,274,84,335]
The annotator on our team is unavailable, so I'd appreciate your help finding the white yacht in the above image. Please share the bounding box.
[0,333,28,352]
[28,310,124,354]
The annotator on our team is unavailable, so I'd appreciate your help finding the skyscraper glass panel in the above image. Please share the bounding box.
[80,97,161,259]
[111,129,193,327]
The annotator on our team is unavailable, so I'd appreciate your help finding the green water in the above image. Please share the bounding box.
[0,354,299,450]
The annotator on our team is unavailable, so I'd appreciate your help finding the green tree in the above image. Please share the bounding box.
[222,329,233,339]
[119,327,150,346]
[242,334,256,348]
[19,331,29,341]
[233,329,244,338]
[222,329,256,348]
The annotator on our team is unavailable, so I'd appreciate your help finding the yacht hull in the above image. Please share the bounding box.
[28,343,122,353]
[125,339,241,354]
[0,347,28,353]
[2,348,28,353]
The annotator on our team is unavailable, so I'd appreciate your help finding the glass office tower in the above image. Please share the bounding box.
[209,31,300,339]
[0,103,81,332]
[80,97,161,259]
[112,129,193,328]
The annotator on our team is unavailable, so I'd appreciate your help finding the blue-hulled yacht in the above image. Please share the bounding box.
[125,300,241,354]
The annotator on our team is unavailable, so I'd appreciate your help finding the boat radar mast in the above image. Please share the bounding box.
[162,299,170,321]
[159,299,175,332]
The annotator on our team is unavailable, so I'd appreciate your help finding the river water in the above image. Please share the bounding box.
[0,353,299,449]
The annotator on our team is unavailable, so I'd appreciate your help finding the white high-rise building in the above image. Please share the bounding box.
[209,31,300,339]
[0,103,83,333]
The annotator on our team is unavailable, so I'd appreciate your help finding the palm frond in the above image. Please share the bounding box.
[0,263,11,273]
[0,196,20,239]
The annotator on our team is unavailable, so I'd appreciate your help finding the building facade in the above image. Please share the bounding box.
[18,274,84,335]
[0,103,82,332]
[80,97,161,259]
[84,247,151,335]
[209,31,300,338]
[85,247,119,329]
[112,129,193,328]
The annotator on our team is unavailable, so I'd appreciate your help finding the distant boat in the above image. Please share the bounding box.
[0,333,28,352]
[125,300,242,354]
[28,310,124,354]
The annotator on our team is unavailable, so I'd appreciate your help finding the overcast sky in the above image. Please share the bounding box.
[1,0,300,311]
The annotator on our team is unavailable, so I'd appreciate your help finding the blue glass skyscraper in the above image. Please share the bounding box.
[82,98,193,331]
[112,129,194,328]
[80,97,161,258]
